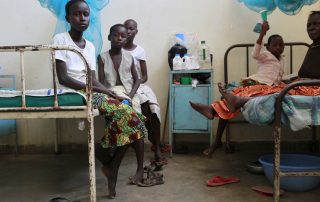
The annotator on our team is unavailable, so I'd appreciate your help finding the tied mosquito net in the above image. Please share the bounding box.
[38,0,110,57]
[238,0,319,15]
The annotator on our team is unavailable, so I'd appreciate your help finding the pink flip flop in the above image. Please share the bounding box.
[206,176,240,187]
[252,186,285,196]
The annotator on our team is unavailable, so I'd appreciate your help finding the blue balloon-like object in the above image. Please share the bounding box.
[238,0,277,13]
[238,0,318,15]
[38,0,110,57]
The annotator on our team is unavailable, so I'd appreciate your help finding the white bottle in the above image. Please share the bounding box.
[183,54,191,70]
[173,54,183,70]
[198,41,211,69]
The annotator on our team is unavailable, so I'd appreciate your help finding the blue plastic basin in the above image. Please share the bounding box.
[259,154,320,192]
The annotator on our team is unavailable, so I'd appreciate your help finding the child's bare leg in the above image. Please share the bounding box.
[204,118,228,157]
[102,145,129,199]
[131,139,144,184]
[189,101,215,120]
[218,82,251,112]
[101,165,116,199]
[150,113,164,162]
[141,102,166,168]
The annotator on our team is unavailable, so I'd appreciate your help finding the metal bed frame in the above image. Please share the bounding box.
[0,45,97,202]
[222,42,319,152]
[222,43,320,202]
[274,80,320,202]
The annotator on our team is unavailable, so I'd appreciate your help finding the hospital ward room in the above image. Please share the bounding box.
[1,0,320,202]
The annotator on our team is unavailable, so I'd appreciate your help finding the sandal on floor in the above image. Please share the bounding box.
[128,176,138,185]
[206,176,240,187]
[150,158,168,167]
[144,163,163,172]
[137,171,164,187]
[138,165,164,187]
[143,165,154,172]
[252,186,285,196]
[137,175,164,187]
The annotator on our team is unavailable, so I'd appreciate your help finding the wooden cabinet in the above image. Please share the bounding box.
[168,69,213,156]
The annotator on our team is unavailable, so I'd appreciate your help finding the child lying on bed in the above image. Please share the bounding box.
[190,21,285,156]
[53,0,147,198]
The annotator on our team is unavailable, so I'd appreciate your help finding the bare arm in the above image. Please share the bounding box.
[97,55,105,83]
[56,59,118,98]
[253,22,269,60]
[56,59,87,90]
[128,59,141,99]
[139,60,148,83]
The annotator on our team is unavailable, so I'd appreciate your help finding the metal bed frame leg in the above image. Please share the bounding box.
[88,111,96,202]
[273,125,281,202]
[272,80,320,202]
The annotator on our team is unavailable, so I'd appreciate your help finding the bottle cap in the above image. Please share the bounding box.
[201,41,206,44]
[175,54,180,56]
[184,54,190,56]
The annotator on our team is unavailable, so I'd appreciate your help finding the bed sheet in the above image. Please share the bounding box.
[242,93,320,131]
[0,89,86,107]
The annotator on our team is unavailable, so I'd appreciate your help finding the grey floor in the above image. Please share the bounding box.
[0,147,319,202]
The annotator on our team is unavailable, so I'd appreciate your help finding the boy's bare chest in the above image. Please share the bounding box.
[110,54,122,71]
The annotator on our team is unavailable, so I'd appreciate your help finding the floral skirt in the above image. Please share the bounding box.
[92,92,147,148]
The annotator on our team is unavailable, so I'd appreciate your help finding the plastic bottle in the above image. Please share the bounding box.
[183,54,191,70]
[172,54,183,70]
[198,41,211,69]
[122,99,131,106]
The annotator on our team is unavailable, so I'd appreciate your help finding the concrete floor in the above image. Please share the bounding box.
[0,147,319,202]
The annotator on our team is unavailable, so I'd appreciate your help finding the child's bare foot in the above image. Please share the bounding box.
[128,169,144,185]
[202,147,212,156]
[189,101,215,120]
[218,82,249,112]
[102,166,116,199]
[203,141,222,157]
